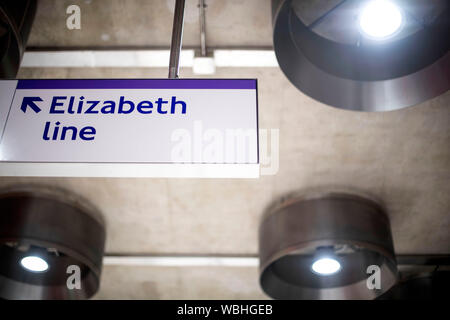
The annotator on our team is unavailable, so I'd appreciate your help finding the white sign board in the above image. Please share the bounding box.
[0,79,258,178]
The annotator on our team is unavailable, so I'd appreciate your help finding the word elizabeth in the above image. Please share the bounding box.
[49,95,187,115]
[42,95,187,141]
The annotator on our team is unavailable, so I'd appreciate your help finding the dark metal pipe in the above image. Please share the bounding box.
[168,0,186,78]
[199,0,207,57]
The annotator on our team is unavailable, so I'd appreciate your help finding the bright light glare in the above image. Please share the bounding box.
[311,258,341,275]
[359,0,403,39]
[20,256,49,272]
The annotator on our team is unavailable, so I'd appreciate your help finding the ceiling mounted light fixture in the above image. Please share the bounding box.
[259,191,398,299]
[0,186,106,300]
[272,0,450,111]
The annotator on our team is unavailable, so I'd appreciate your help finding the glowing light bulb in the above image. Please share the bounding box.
[359,0,403,39]
[20,256,49,272]
[311,257,341,275]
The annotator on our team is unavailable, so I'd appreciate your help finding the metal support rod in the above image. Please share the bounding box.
[168,0,186,78]
[199,0,207,56]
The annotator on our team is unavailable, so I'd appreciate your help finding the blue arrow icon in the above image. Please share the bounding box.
[21,97,43,113]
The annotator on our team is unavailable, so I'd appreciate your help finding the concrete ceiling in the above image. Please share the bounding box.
[28,0,273,48]
[2,0,449,299]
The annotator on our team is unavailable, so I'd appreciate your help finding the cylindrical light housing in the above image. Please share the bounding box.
[272,0,450,111]
[0,186,106,300]
[259,192,398,299]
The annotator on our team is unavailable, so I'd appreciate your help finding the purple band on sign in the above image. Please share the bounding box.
[17,79,257,90]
